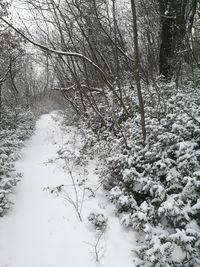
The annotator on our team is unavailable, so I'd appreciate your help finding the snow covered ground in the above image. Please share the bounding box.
[0,113,136,267]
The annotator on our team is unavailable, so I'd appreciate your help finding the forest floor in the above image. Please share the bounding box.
[0,113,136,267]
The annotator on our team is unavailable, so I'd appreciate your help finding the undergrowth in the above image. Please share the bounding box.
[0,107,35,216]
[77,81,200,267]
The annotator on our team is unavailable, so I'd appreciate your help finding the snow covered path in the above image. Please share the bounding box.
[0,113,135,267]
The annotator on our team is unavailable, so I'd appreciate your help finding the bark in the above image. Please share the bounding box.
[130,0,146,145]
[158,0,198,80]
[0,68,10,120]
[0,82,2,120]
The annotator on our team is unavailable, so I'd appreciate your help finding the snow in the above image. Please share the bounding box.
[0,113,136,267]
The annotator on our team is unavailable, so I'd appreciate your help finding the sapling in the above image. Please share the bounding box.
[45,128,88,221]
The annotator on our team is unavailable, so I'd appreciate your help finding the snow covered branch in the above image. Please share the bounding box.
[0,17,112,89]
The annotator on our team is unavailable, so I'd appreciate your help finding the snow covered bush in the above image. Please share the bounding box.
[81,82,200,266]
[0,107,35,216]
[88,212,108,231]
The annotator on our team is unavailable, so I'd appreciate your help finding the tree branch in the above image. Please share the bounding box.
[0,17,112,89]
[0,17,130,116]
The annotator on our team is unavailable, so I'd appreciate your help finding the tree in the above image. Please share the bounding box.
[0,1,26,118]
[158,0,198,81]
[130,0,146,144]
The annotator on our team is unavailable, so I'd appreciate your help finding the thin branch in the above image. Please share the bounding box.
[0,17,112,88]
[0,17,130,116]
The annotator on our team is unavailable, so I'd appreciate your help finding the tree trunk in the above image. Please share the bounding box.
[158,0,198,81]
[0,82,2,121]
[130,0,146,145]
[159,6,174,80]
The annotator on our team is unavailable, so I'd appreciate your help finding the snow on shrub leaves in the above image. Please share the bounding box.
[0,108,35,216]
[83,83,200,266]
[88,212,108,231]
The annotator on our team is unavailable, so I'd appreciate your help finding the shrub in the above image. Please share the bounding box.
[83,82,200,266]
[0,107,35,216]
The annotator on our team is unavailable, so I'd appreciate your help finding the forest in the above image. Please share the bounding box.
[0,0,200,266]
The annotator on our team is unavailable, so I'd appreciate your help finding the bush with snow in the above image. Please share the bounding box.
[0,107,35,216]
[81,82,200,266]
[88,212,108,231]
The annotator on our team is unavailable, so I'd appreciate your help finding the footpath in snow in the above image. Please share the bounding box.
[0,113,136,267]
